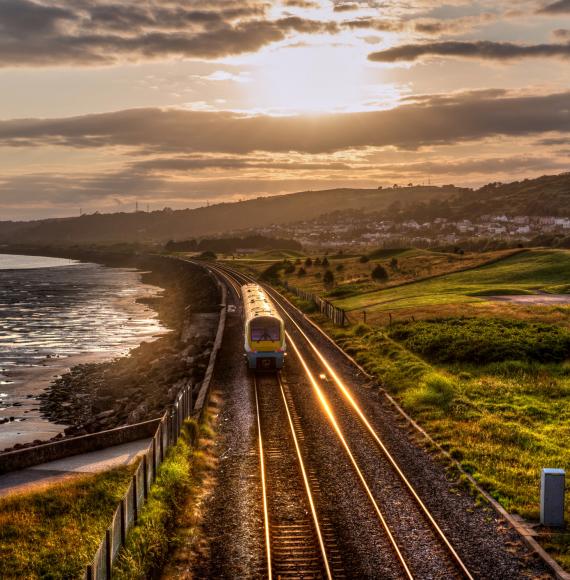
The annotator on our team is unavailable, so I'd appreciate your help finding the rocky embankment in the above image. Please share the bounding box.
[3,253,220,450]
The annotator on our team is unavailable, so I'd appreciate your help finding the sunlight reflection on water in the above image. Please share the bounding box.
[0,257,167,370]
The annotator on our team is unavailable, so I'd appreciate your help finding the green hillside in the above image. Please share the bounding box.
[335,249,570,312]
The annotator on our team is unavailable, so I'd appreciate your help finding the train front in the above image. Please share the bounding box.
[243,284,286,371]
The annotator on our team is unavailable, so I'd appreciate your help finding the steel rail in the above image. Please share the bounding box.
[276,373,333,580]
[211,262,474,580]
[254,375,272,580]
[286,331,414,579]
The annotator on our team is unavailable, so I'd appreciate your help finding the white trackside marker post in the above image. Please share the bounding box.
[540,468,565,527]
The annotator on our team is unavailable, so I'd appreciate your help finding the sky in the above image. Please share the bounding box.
[0,0,569,220]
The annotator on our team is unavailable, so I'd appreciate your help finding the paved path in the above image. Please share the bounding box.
[0,438,151,497]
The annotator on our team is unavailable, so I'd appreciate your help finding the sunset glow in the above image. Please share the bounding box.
[0,0,569,218]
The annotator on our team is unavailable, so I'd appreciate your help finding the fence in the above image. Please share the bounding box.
[85,268,227,580]
[85,382,194,580]
[283,282,347,326]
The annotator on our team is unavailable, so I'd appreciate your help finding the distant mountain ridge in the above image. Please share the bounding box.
[1,173,569,244]
[0,185,462,244]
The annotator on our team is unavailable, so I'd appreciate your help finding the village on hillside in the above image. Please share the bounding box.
[242,212,570,250]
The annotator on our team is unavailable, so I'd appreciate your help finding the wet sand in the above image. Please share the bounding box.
[0,352,110,450]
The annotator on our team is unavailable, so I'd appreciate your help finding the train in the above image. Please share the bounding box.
[242,283,286,370]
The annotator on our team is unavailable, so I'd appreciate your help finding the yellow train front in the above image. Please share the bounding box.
[242,284,286,371]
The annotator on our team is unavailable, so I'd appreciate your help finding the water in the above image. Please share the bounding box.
[0,254,167,449]
[0,254,165,368]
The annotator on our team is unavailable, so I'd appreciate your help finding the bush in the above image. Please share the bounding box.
[336,263,344,272]
[322,257,329,267]
[323,270,334,288]
[371,264,389,282]
[260,262,283,283]
[305,257,313,267]
[403,372,456,410]
[297,267,307,277]
[389,317,570,364]
[196,250,216,260]
[283,260,295,274]
[359,255,370,263]
[314,257,322,266]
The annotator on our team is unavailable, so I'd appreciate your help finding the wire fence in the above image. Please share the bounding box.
[85,381,194,580]
[282,282,348,326]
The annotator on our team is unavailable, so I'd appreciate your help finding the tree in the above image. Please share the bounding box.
[314,257,322,266]
[323,269,334,288]
[198,250,217,260]
[390,257,398,270]
[305,257,313,267]
[297,267,307,277]
[322,256,329,267]
[283,260,295,274]
[371,264,389,282]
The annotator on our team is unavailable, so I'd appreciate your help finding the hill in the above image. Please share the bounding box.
[399,173,570,222]
[0,185,462,244]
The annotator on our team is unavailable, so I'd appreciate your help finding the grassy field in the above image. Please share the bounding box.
[224,247,520,296]
[334,249,570,311]
[0,467,133,579]
[280,248,570,571]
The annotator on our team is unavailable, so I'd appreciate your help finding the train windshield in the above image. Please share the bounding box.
[251,318,281,341]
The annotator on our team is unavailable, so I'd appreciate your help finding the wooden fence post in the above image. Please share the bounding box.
[132,475,138,525]
[105,529,112,580]
[143,455,149,499]
[120,498,126,545]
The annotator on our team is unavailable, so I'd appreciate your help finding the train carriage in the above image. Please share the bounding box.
[242,284,286,370]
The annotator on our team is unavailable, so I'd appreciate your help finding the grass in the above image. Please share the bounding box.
[114,419,199,579]
[389,317,570,364]
[226,247,520,300]
[333,249,570,314]
[278,249,570,570]
[0,467,133,579]
[321,318,570,571]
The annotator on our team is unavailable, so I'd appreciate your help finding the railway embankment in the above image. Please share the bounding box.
[1,250,220,453]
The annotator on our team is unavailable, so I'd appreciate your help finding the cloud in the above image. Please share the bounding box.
[283,0,320,8]
[0,1,338,67]
[131,156,355,172]
[553,29,570,40]
[368,40,570,62]
[334,3,361,12]
[0,90,569,153]
[342,18,404,32]
[538,0,570,13]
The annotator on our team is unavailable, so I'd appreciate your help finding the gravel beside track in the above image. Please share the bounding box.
[189,287,264,579]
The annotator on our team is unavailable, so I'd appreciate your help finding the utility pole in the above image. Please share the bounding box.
[135,201,139,213]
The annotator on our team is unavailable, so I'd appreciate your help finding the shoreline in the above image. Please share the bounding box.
[0,251,220,454]
[0,258,168,451]
[0,352,111,450]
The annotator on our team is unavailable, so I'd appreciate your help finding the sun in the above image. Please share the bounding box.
[253,42,369,114]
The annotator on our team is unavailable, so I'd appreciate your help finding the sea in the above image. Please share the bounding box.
[0,254,167,449]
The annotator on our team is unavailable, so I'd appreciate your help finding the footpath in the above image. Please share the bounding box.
[0,438,150,497]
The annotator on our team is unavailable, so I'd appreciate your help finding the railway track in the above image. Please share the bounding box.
[255,372,341,579]
[200,261,474,579]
